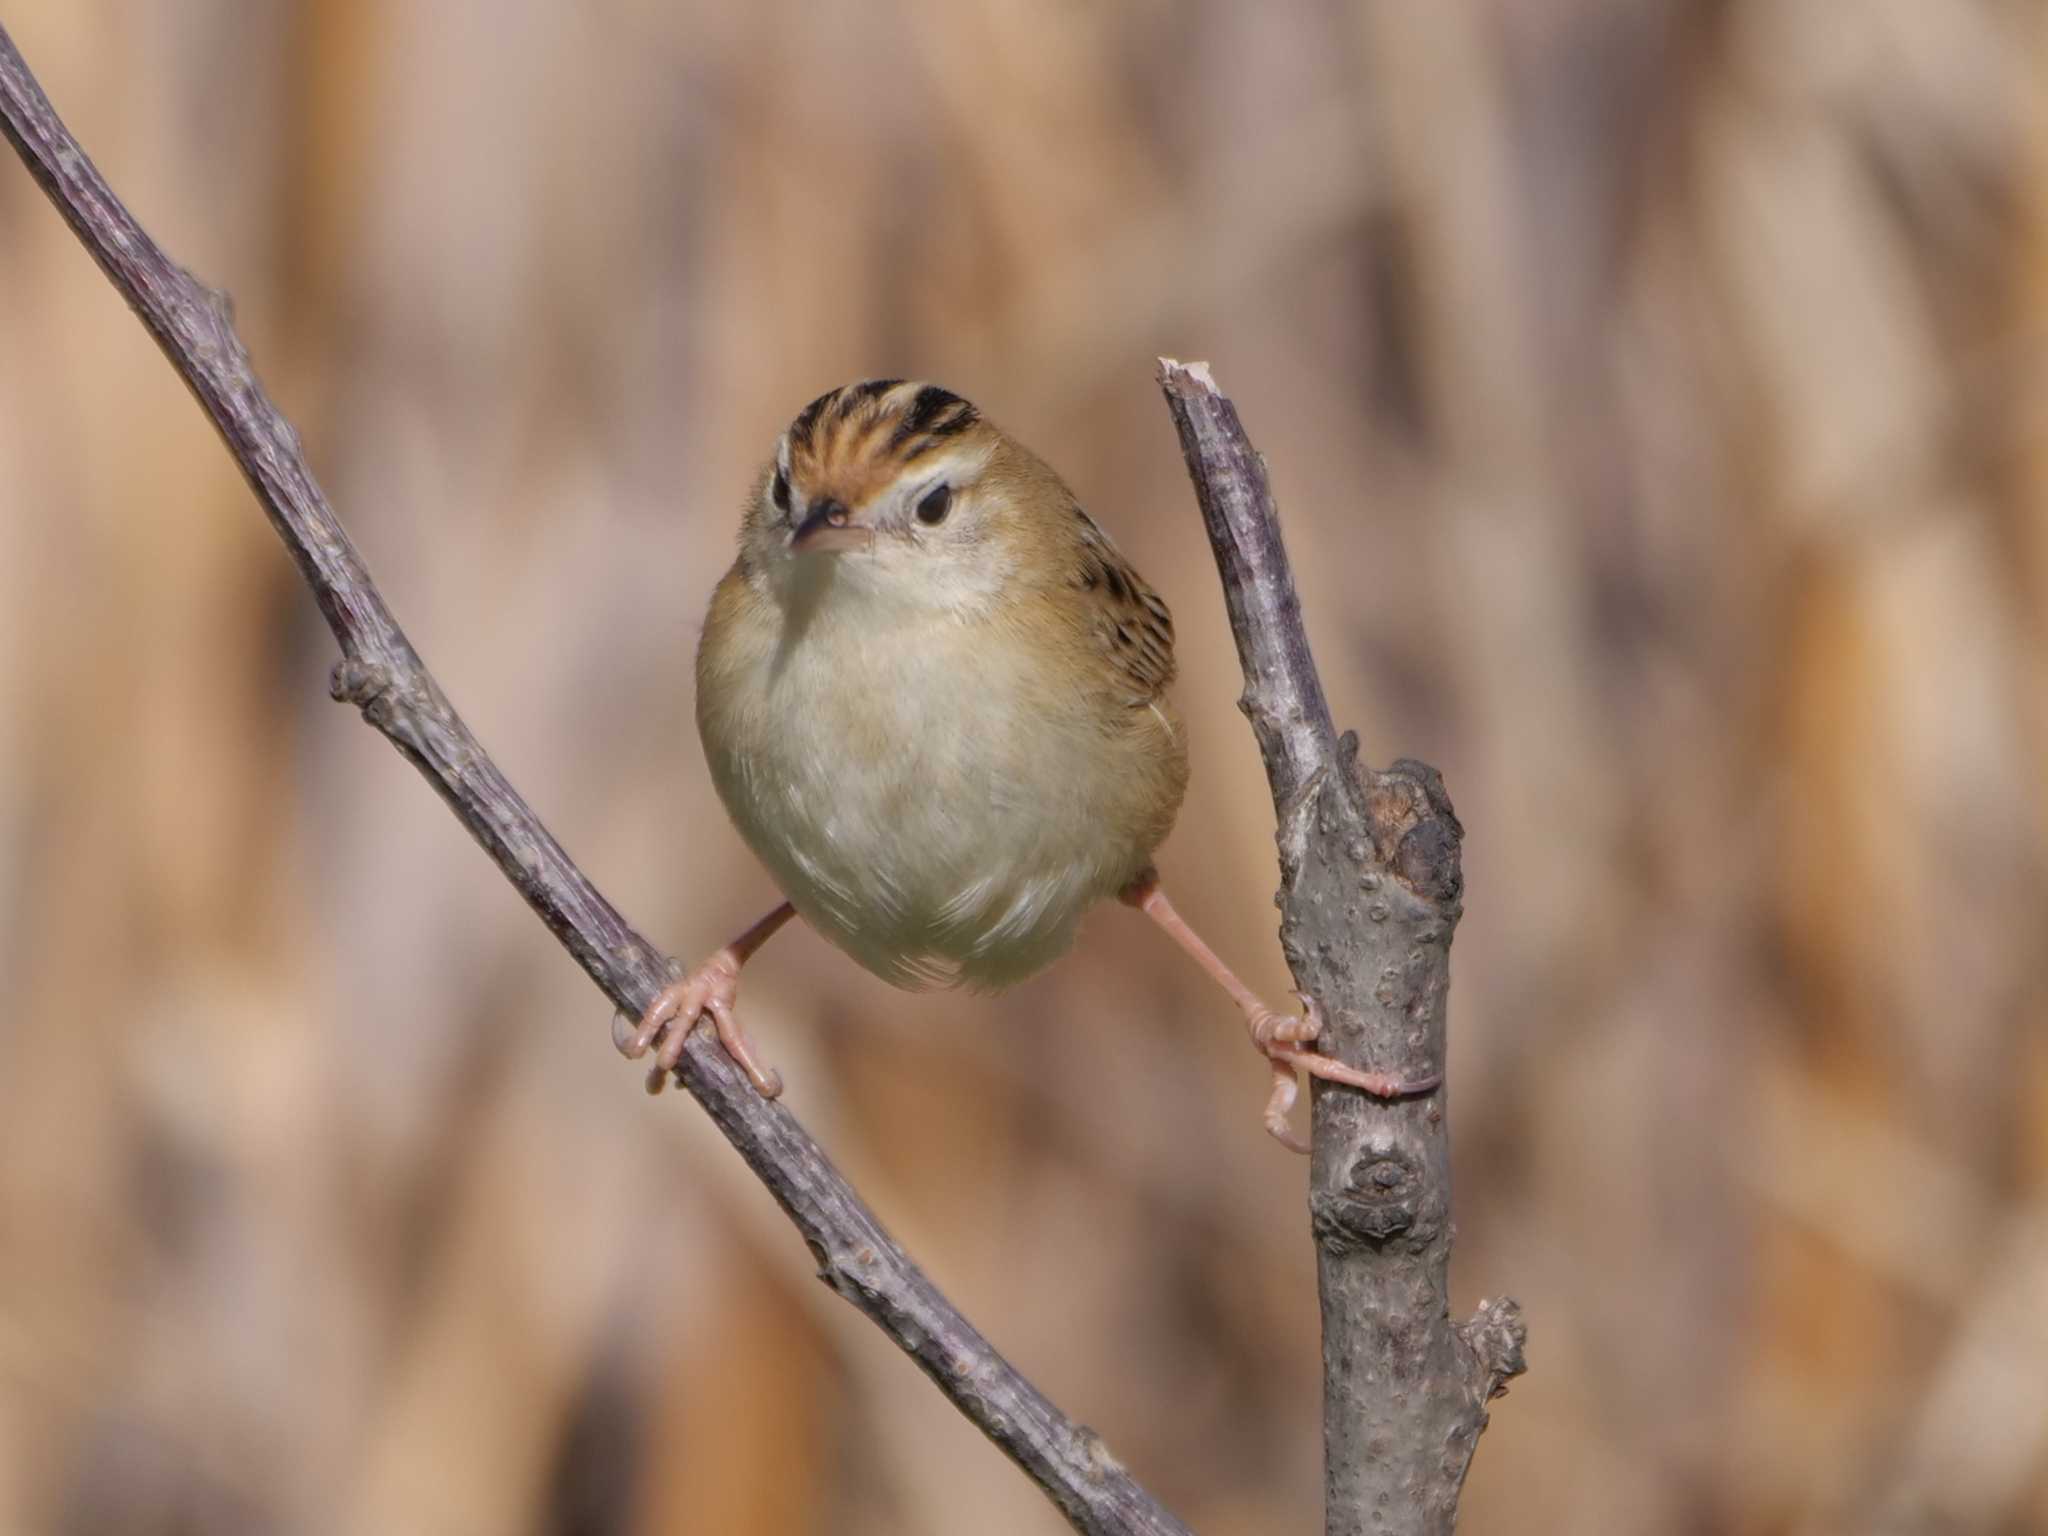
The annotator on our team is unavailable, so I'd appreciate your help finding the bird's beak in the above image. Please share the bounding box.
[790,498,875,555]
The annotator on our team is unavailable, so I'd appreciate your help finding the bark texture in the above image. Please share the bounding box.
[1159,359,1526,1535]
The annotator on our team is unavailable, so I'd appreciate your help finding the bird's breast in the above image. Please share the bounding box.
[695,568,1183,991]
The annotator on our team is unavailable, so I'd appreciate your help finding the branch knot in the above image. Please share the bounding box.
[1362,758,1464,908]
[1310,1142,1440,1253]
[328,657,393,708]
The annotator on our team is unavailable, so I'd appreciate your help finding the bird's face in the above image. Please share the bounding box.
[742,381,1021,617]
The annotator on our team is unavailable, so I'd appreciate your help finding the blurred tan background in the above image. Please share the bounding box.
[3,2,2046,1532]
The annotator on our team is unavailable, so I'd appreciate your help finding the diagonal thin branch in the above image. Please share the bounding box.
[0,26,1192,1536]
[1159,359,1525,1536]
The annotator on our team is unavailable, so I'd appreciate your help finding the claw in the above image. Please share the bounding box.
[702,995,783,1098]
[1254,996,1439,1152]
[1263,1061,1309,1153]
[1248,993,1324,1048]
[618,950,780,1098]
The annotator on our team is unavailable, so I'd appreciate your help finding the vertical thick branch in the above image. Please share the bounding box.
[0,25,1195,1536]
[1159,360,1525,1536]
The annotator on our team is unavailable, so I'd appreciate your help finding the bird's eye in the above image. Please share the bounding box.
[771,469,792,514]
[916,483,952,525]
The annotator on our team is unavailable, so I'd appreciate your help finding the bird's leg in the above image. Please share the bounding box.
[614,901,797,1098]
[1118,870,1440,1151]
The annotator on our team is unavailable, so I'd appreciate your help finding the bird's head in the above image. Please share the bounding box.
[740,380,1053,617]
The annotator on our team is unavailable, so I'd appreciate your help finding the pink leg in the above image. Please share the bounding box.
[614,902,797,1097]
[1119,870,1439,1151]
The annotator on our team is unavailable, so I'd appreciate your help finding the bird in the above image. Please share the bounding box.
[615,380,1436,1149]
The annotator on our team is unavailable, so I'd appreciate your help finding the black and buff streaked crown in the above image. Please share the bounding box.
[779,381,985,509]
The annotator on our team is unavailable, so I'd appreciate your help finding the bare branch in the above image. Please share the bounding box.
[0,26,1193,1536]
[1155,359,1337,808]
[1159,359,1525,1536]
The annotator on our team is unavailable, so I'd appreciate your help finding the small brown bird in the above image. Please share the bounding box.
[617,381,1433,1148]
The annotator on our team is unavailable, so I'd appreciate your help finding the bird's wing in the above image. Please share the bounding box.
[1067,507,1177,708]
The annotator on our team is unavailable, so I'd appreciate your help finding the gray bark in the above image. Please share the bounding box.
[1159,361,1525,1535]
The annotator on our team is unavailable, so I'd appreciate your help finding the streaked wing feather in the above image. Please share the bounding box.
[1069,505,1176,707]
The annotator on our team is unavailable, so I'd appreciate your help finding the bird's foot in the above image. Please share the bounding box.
[1245,992,1325,1050]
[613,949,784,1099]
[1247,996,1440,1153]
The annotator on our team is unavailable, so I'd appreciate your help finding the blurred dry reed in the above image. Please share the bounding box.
[1,2,2045,1533]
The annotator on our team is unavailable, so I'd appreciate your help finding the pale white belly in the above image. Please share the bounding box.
[698,600,1146,990]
